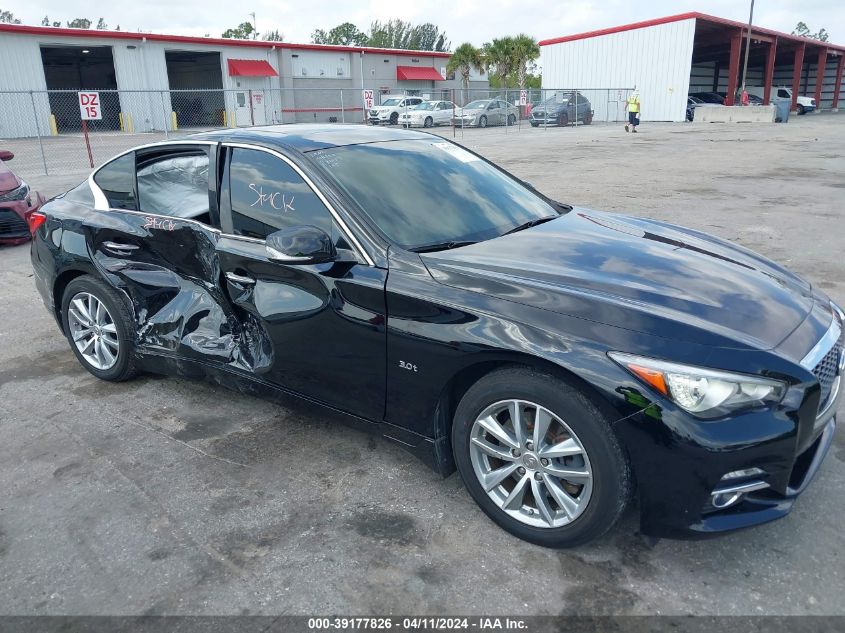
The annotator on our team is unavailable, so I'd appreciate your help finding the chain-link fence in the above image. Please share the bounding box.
[0,87,633,177]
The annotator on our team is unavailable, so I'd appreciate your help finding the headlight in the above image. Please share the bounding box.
[0,180,30,203]
[609,352,786,416]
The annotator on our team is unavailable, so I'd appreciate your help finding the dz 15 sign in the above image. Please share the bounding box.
[78,91,102,120]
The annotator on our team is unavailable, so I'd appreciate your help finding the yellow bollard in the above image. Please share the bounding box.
[171,111,178,130]
[119,112,125,132]
[222,110,227,128]
[49,114,58,136]
[229,111,236,128]
[127,113,134,133]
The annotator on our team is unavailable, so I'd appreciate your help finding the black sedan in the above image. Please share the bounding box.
[30,125,840,547]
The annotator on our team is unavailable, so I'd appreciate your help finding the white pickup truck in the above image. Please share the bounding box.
[368,95,424,125]
[746,86,816,114]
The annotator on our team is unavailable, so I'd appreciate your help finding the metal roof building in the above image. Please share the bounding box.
[0,24,484,137]
[540,12,845,122]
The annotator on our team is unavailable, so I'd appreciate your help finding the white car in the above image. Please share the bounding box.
[746,86,816,114]
[399,101,457,128]
[368,95,424,125]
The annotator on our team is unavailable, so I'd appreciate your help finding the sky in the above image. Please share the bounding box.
[10,0,845,48]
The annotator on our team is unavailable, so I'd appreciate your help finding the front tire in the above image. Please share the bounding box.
[478,115,488,128]
[424,116,434,128]
[61,275,137,382]
[452,367,631,548]
[389,112,399,125]
[507,114,516,126]
[797,104,806,115]
[558,113,569,126]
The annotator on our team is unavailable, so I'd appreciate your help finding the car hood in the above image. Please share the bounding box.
[0,160,21,194]
[421,209,815,350]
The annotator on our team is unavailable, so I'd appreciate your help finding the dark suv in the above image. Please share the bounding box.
[530,91,593,127]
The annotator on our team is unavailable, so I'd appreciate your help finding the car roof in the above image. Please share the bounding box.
[189,124,434,153]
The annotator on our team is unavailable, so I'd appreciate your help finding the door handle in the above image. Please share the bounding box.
[225,271,256,286]
[102,241,140,256]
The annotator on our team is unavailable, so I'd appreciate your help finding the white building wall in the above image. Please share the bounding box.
[0,32,50,137]
[541,18,696,122]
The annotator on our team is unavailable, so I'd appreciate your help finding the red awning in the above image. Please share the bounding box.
[227,59,278,77]
[396,65,445,81]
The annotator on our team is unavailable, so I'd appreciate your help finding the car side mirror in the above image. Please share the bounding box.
[265,225,336,265]
[0,150,14,161]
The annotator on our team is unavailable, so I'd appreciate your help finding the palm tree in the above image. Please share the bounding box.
[447,43,486,104]
[483,37,515,89]
[511,34,540,90]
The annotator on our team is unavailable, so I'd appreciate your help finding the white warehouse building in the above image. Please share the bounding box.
[540,11,845,122]
[0,23,485,138]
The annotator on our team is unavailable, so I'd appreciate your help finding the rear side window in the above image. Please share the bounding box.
[228,148,332,240]
[94,153,136,210]
[137,150,210,221]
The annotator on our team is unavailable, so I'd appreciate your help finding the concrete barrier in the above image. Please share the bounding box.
[693,105,776,124]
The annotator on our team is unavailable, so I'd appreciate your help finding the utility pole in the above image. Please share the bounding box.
[249,12,257,40]
[740,0,755,93]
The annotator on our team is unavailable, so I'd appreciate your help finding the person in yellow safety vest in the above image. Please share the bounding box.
[624,89,641,133]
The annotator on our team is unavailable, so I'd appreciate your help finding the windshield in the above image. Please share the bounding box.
[381,98,401,106]
[464,100,489,109]
[413,102,435,110]
[309,140,559,250]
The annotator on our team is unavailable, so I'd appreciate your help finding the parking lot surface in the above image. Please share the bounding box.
[1,115,844,615]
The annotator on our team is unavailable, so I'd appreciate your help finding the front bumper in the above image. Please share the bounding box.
[612,314,842,539]
[0,192,45,245]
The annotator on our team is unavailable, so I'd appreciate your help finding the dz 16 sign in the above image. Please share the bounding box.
[78,92,102,120]
[362,89,374,109]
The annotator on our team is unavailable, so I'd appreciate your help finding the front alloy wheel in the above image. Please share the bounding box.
[469,399,592,527]
[452,367,631,548]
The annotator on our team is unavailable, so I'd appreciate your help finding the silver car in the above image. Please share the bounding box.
[453,98,519,128]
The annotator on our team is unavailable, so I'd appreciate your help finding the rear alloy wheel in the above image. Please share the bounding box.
[478,115,488,128]
[507,114,517,126]
[424,116,434,128]
[61,275,137,382]
[452,367,631,547]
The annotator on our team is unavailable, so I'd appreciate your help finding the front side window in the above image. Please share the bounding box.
[310,139,559,250]
[228,148,332,240]
[137,150,210,221]
[94,153,136,210]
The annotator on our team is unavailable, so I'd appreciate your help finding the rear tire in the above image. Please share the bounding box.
[61,275,137,382]
[452,366,631,548]
[583,112,593,125]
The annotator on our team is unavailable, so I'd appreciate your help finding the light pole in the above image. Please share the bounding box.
[249,12,257,40]
[740,0,755,95]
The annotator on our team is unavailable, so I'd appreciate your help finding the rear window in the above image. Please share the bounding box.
[93,153,136,210]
